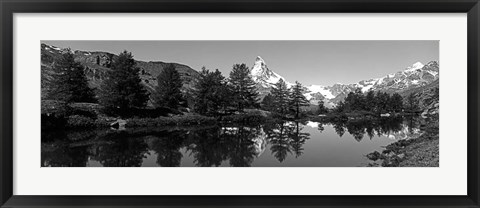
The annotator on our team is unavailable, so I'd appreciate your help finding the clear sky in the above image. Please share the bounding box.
[42,40,438,86]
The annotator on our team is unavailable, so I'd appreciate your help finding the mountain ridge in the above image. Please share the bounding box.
[41,43,439,108]
[249,55,439,106]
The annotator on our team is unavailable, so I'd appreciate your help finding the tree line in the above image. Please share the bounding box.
[46,49,419,120]
[332,88,420,114]
[260,79,310,119]
[46,50,312,118]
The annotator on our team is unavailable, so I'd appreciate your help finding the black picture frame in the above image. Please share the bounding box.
[1,0,479,207]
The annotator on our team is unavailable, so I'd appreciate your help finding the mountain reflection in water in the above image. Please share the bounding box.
[41,117,423,167]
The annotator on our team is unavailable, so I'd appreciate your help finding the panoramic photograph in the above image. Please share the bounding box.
[41,40,439,167]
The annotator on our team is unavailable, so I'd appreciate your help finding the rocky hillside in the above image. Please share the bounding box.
[401,79,439,115]
[41,43,200,103]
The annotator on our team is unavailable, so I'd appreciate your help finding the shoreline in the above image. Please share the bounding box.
[367,116,439,167]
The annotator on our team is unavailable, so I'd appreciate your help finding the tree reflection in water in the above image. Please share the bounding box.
[92,131,149,167]
[185,126,263,167]
[41,116,422,167]
[322,116,419,142]
[264,121,311,162]
[149,130,186,167]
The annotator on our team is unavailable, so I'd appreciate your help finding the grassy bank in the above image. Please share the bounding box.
[41,100,271,129]
[367,116,439,167]
[125,110,270,128]
[125,114,217,127]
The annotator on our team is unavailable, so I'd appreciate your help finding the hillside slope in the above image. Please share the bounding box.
[41,43,200,104]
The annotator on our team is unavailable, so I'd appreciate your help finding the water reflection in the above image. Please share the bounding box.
[264,121,311,161]
[41,116,423,167]
[323,116,422,141]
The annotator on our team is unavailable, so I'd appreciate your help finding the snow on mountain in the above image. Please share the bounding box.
[406,61,425,72]
[249,56,439,107]
[306,85,335,99]
[250,56,296,97]
[250,56,292,88]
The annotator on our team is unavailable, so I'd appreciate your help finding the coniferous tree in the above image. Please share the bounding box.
[288,81,309,119]
[317,100,328,114]
[261,93,275,112]
[193,67,231,116]
[98,50,149,116]
[229,64,259,112]
[152,64,184,110]
[334,101,346,113]
[389,93,404,113]
[350,88,365,111]
[270,79,290,116]
[48,50,96,103]
[365,90,376,112]
[375,91,390,114]
[405,93,420,113]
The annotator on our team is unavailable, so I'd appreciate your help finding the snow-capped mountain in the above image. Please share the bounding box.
[309,61,439,105]
[251,56,292,89]
[249,56,439,106]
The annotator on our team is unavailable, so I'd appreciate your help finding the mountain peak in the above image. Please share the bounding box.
[406,61,424,72]
[251,56,268,75]
[253,56,266,70]
[412,61,424,67]
[250,56,290,89]
[255,56,265,63]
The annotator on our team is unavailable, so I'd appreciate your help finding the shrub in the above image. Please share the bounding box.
[125,114,216,127]
[66,115,95,128]
[41,100,69,116]
[69,103,102,119]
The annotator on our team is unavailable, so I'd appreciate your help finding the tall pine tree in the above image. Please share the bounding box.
[405,93,419,113]
[389,93,404,113]
[193,68,232,116]
[98,50,149,116]
[152,64,184,110]
[229,64,259,112]
[270,79,290,117]
[375,91,390,114]
[365,90,376,112]
[48,50,96,103]
[288,81,309,119]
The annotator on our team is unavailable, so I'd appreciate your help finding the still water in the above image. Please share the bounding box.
[41,117,423,167]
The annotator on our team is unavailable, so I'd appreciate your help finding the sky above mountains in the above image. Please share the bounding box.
[42,40,438,86]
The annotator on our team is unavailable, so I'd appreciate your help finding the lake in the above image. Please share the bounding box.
[41,117,423,167]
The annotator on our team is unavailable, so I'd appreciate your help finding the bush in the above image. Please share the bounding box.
[66,115,95,128]
[69,103,102,119]
[101,106,180,118]
[41,100,69,116]
[125,114,216,127]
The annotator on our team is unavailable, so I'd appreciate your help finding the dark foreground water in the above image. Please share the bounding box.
[41,117,423,167]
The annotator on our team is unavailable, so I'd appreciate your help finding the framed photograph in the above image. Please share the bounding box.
[1,0,479,207]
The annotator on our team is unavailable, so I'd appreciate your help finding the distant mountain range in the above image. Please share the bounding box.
[250,55,439,107]
[41,43,439,108]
